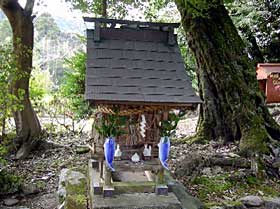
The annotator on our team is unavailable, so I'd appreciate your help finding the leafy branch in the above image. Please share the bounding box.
[94,110,127,138]
[159,110,186,137]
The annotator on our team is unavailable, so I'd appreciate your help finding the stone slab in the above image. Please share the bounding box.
[155,185,168,195]
[264,198,280,209]
[164,172,204,209]
[92,193,182,209]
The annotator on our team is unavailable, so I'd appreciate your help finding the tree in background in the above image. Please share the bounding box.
[227,0,280,63]
[34,13,60,40]
[175,0,280,155]
[66,0,145,18]
[0,18,11,43]
[29,67,52,111]
[60,51,92,123]
[34,12,83,86]
[0,0,41,159]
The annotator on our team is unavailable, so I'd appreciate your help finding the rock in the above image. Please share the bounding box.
[66,170,86,185]
[3,198,19,206]
[264,197,280,209]
[57,168,69,201]
[224,203,246,209]
[57,169,87,209]
[212,166,223,175]
[165,171,204,209]
[31,193,59,209]
[201,167,212,176]
[272,158,280,168]
[21,183,40,195]
[239,195,263,207]
[228,153,240,158]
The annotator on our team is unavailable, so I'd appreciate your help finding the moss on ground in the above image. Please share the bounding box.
[64,170,87,209]
[191,171,280,208]
[65,194,87,209]
[0,170,21,194]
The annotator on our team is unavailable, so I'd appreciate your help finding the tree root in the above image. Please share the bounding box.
[15,139,67,159]
[206,155,251,168]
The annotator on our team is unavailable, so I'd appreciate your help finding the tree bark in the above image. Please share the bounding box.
[175,0,280,155]
[0,0,41,159]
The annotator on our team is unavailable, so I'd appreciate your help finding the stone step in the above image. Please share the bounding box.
[91,193,182,209]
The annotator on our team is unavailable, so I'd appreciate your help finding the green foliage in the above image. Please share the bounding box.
[159,111,185,137]
[33,12,84,86]
[34,13,60,41]
[60,51,92,120]
[94,112,127,138]
[0,19,12,43]
[0,44,24,194]
[227,0,280,62]
[0,170,21,195]
[29,67,52,110]
[144,0,176,22]
[177,27,198,90]
[66,0,143,18]
[0,145,7,165]
[0,44,25,136]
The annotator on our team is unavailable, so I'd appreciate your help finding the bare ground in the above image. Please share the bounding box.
[0,111,280,208]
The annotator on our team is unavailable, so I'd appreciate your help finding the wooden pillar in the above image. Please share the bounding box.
[104,165,112,186]
[155,167,168,195]
[103,164,114,197]
[156,167,165,185]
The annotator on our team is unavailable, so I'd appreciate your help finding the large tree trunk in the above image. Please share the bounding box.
[0,0,41,159]
[175,0,280,155]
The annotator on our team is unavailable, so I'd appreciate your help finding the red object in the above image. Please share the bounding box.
[256,63,280,103]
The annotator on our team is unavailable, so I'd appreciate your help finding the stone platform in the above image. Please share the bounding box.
[91,192,182,209]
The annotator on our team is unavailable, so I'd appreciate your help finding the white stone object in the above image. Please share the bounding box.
[143,144,152,157]
[131,153,140,162]
[114,144,122,157]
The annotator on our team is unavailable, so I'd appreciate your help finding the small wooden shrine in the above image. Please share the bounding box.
[84,18,201,199]
[257,63,280,104]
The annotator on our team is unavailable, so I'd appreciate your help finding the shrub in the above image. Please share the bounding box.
[60,51,92,121]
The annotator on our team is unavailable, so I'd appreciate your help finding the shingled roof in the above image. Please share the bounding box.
[84,18,201,106]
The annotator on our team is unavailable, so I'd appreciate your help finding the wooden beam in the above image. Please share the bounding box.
[89,100,201,107]
[83,17,180,28]
[168,26,175,45]
[113,181,156,194]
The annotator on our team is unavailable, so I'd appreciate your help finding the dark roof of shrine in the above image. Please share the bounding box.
[84,18,201,106]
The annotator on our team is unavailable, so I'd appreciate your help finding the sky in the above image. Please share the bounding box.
[19,0,82,19]
[16,0,180,33]
[18,0,85,33]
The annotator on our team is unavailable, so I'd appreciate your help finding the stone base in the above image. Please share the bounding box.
[91,193,182,209]
[103,186,114,198]
[155,185,168,195]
